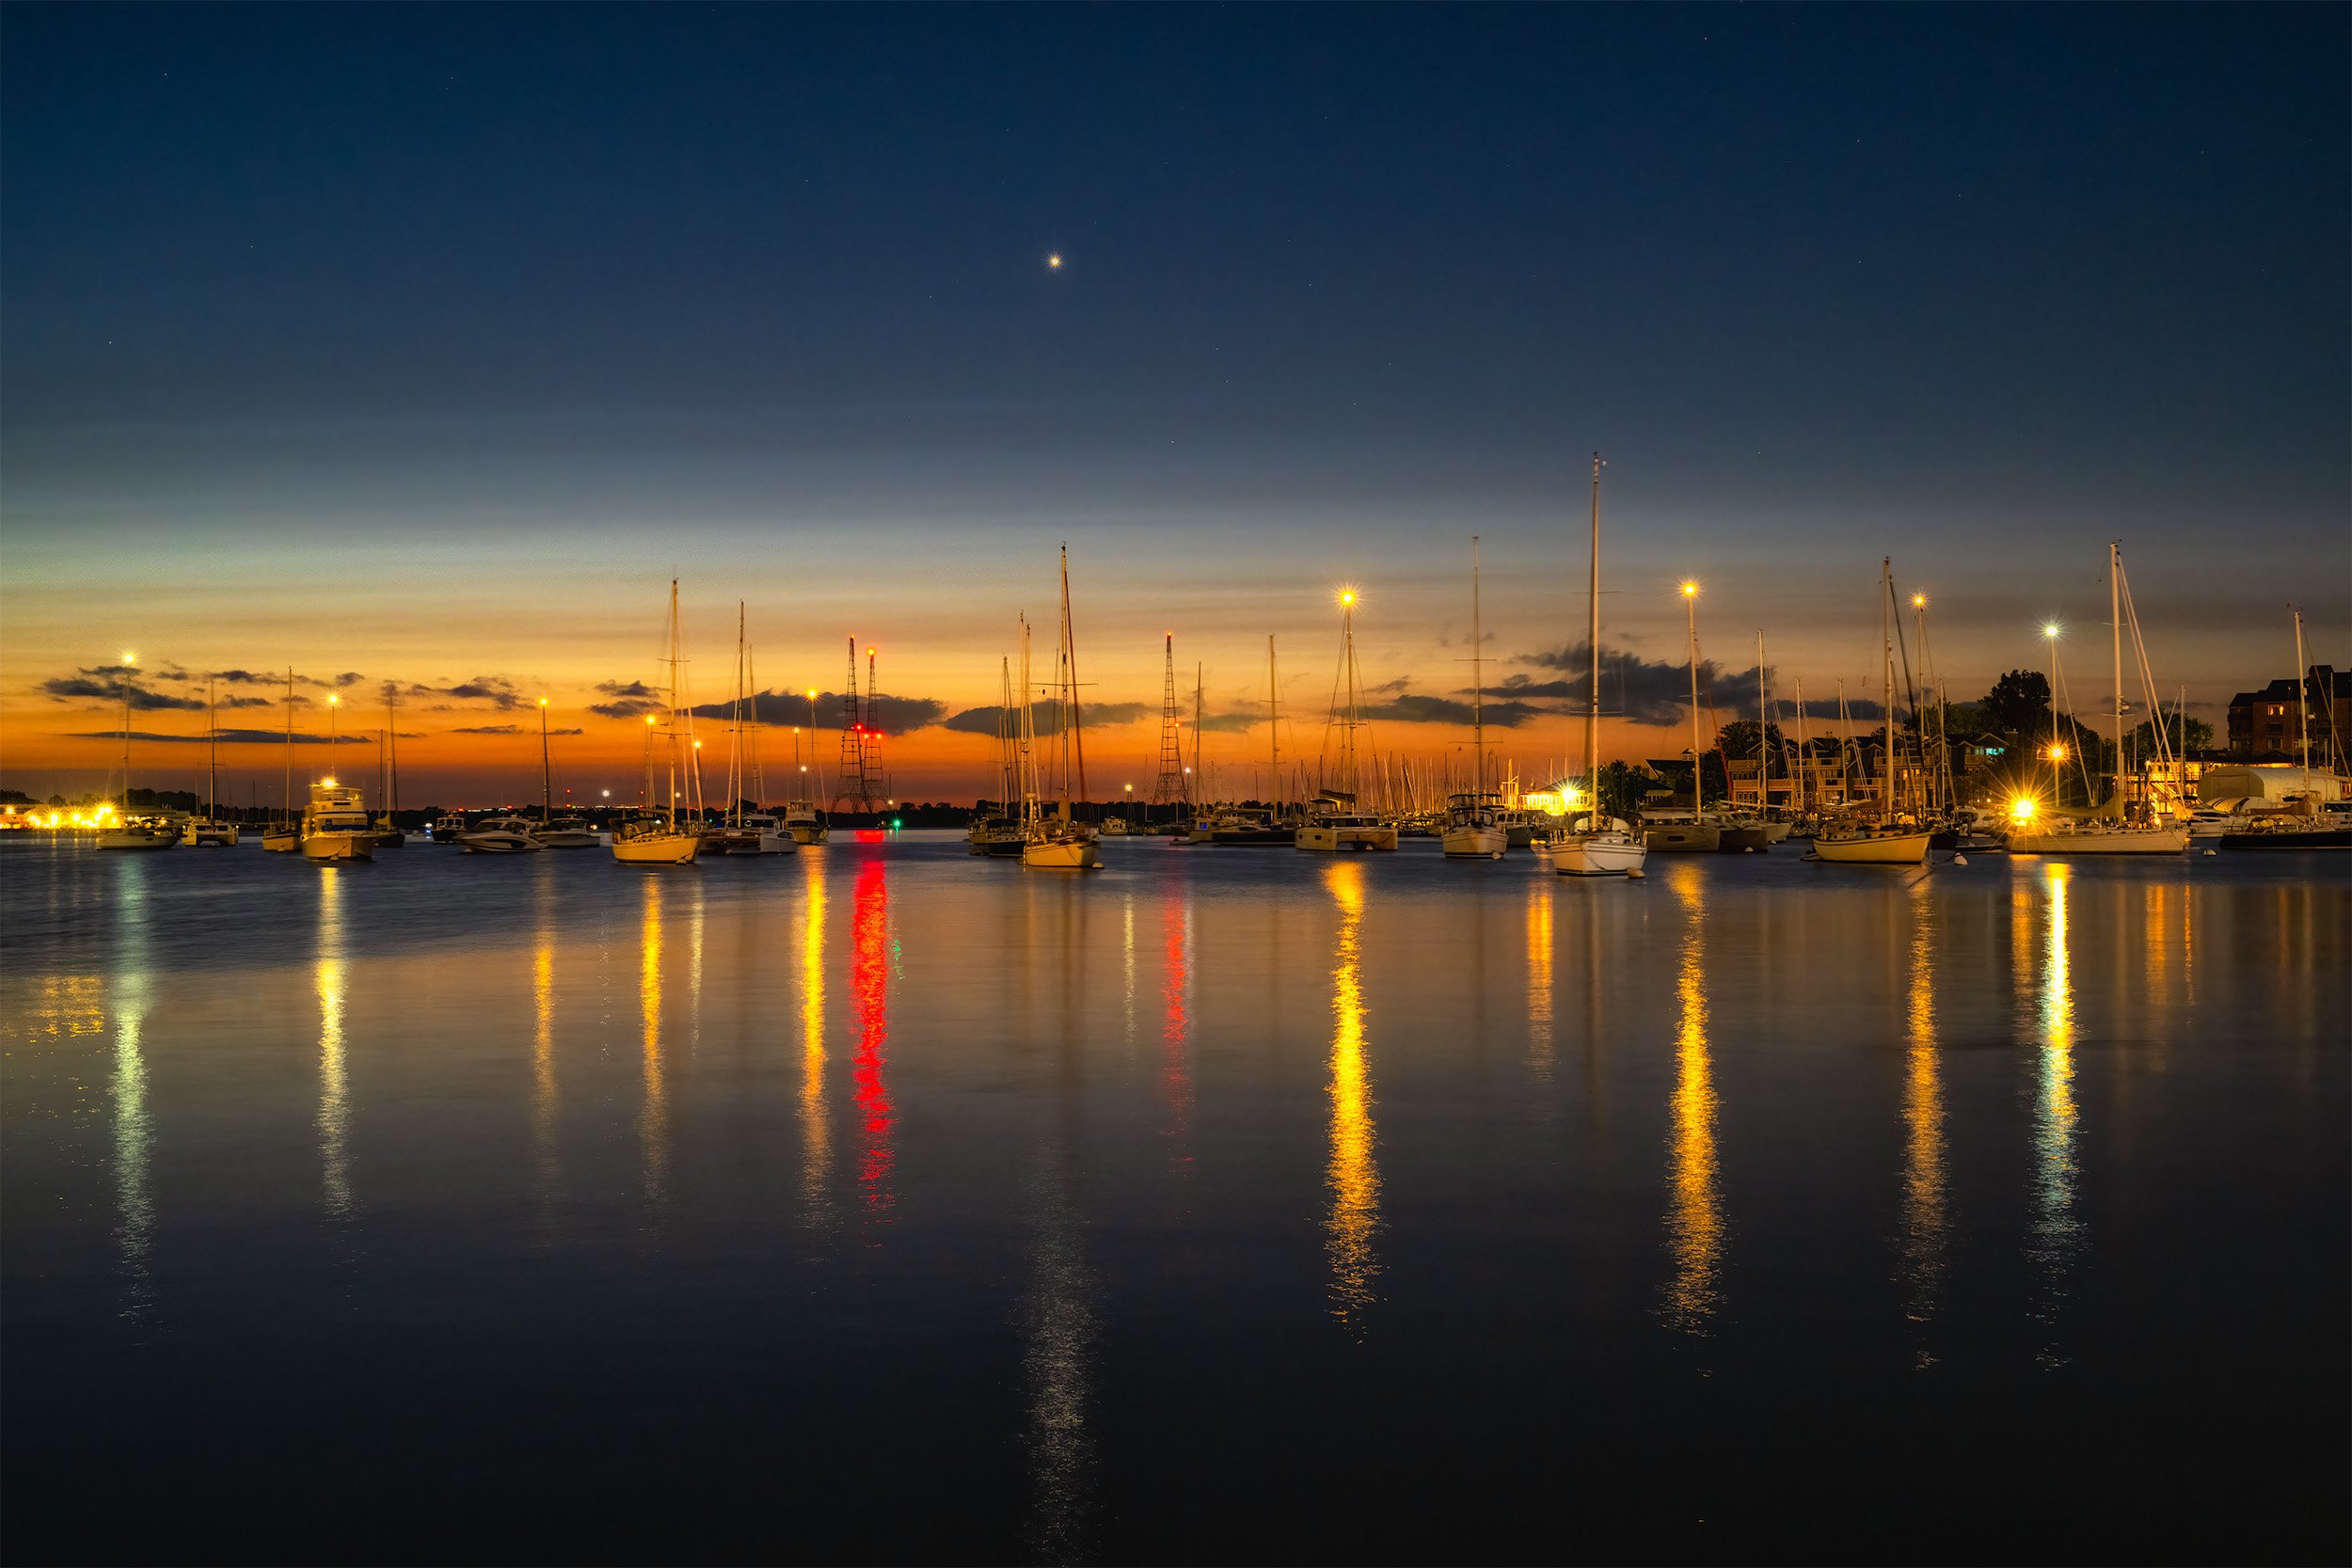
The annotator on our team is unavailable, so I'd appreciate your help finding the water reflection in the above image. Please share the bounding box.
[2028,863,2082,1367]
[1899,875,1947,1365]
[799,855,831,1225]
[852,859,896,1220]
[1159,883,1193,1172]
[532,877,559,1223]
[1324,861,1381,1332]
[1021,1070,1098,1563]
[639,877,669,1203]
[316,867,353,1221]
[1662,862,1722,1334]
[111,860,154,1320]
[1526,880,1554,1088]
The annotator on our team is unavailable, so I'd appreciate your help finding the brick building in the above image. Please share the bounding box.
[2228,665,2350,761]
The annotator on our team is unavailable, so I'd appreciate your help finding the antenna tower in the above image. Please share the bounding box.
[1153,632,1186,807]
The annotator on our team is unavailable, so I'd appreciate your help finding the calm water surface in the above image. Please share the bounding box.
[5,833,2345,1563]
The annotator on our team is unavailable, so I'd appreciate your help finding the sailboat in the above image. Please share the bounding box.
[1553,455,1646,877]
[1298,590,1398,851]
[96,659,181,850]
[366,689,405,847]
[969,657,1028,855]
[186,679,239,846]
[1440,537,1508,860]
[1812,561,1931,864]
[1021,547,1101,870]
[262,668,303,852]
[2221,607,2352,850]
[707,609,798,854]
[2008,542,2190,855]
[612,579,705,865]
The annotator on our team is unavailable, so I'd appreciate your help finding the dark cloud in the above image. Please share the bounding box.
[943,700,1151,738]
[41,675,204,712]
[208,668,280,687]
[452,724,523,736]
[589,697,665,720]
[1514,642,1774,724]
[595,679,659,699]
[1363,694,1546,728]
[71,728,364,745]
[791,690,946,736]
[1195,710,1261,734]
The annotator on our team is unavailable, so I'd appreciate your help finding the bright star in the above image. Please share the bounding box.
[1047,253,1062,270]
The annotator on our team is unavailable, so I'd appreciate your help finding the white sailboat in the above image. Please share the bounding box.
[1021,547,1102,871]
[1554,454,1647,877]
[2007,541,2189,855]
[186,679,239,846]
[1812,561,1931,864]
[96,659,182,850]
[613,579,704,865]
[1441,537,1508,860]
[707,611,799,854]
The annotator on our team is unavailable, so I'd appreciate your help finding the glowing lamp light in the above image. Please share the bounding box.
[2009,797,2040,823]
[1680,581,1698,598]
[323,776,337,787]
[2047,744,2068,762]
[1913,594,1927,608]
[539,698,548,707]
[328,694,339,705]
[121,652,136,666]
[646,716,658,726]
[2043,623,2061,640]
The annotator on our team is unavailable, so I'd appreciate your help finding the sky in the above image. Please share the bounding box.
[4,5,2345,805]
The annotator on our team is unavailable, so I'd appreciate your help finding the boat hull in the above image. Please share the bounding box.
[1811,831,1931,864]
[1553,834,1647,876]
[1645,823,1722,853]
[1717,825,1772,853]
[187,821,239,847]
[1295,825,1400,852]
[1022,839,1101,870]
[2007,827,2189,855]
[96,831,179,851]
[612,831,701,864]
[2217,826,2352,850]
[459,832,544,853]
[786,822,828,845]
[301,832,373,863]
[534,830,601,848]
[262,829,302,853]
[1440,826,1508,859]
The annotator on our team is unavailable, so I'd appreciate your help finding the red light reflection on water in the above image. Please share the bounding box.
[851,858,896,1215]
[1160,889,1192,1164]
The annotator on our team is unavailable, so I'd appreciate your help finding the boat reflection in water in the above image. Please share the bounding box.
[1900,874,1947,1367]
[799,855,832,1226]
[1159,883,1193,1170]
[316,865,353,1221]
[2027,863,2082,1368]
[1662,861,1723,1334]
[1324,861,1381,1333]
[1526,879,1554,1087]
[532,873,560,1234]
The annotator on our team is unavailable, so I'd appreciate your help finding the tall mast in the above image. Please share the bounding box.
[206,678,218,821]
[747,641,763,808]
[386,686,400,817]
[1583,455,1602,807]
[666,579,680,827]
[730,602,746,827]
[1879,559,1895,816]
[2294,605,2311,775]
[1793,675,1810,812]
[539,696,553,823]
[1194,662,1204,803]
[1266,634,1280,805]
[1059,546,1087,810]
[2109,542,2125,816]
[1756,630,1768,814]
[1017,614,1038,828]
[283,666,294,825]
[1471,536,1486,796]
[997,656,1016,807]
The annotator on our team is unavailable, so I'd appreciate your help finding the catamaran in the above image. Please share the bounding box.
[1553,455,1647,877]
[1020,548,1102,871]
[1441,537,1508,860]
[613,580,704,865]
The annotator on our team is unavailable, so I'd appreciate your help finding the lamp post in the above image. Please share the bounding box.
[1681,582,1703,814]
[2043,623,2062,808]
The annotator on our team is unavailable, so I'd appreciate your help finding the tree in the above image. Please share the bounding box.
[1980,670,2053,740]
[2126,714,2214,757]
[1591,759,1652,823]
[1714,720,1787,762]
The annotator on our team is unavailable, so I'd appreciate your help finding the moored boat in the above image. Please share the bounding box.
[301,781,374,862]
[1019,548,1102,871]
[612,580,704,867]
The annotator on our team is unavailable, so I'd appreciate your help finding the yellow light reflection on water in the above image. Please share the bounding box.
[1323,860,1380,1330]
[799,856,831,1222]
[532,888,558,1211]
[2029,862,2081,1365]
[1900,874,1947,1360]
[315,867,352,1220]
[1663,861,1722,1333]
[110,861,153,1316]
[640,877,668,1202]
[1527,880,1554,1083]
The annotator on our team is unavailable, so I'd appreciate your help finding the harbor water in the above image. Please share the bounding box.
[4,834,2345,1562]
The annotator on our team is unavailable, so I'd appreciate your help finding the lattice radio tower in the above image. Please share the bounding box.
[1153,631,1187,807]
[833,635,885,815]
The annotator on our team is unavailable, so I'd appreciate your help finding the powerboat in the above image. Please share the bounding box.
[301,783,375,863]
[783,800,828,845]
[97,816,181,851]
[707,812,799,854]
[458,817,547,853]
[533,818,601,848]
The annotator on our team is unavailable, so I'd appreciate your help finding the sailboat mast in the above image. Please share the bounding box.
[1266,635,1279,805]
[665,579,680,827]
[1018,614,1038,827]
[1060,546,1087,810]
[540,697,553,823]
[2294,605,2310,775]
[1584,454,1602,803]
[1193,663,1204,802]
[1880,559,1895,816]
[207,679,218,821]
[283,667,294,825]
[1471,536,1486,796]
[386,687,400,817]
[2110,541,2125,816]
[1793,675,1810,812]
